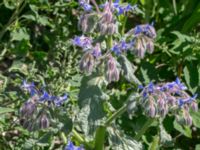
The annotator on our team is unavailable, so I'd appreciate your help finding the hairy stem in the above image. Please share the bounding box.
[105,104,127,126]
[121,16,127,35]
[94,126,106,150]
[60,132,67,144]
[72,129,92,149]
[107,35,113,50]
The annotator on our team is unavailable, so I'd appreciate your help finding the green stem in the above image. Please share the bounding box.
[149,136,159,150]
[105,105,127,126]
[72,129,93,149]
[121,17,127,35]
[134,118,154,141]
[0,0,26,41]
[107,35,113,50]
[172,0,177,15]
[60,132,67,144]
[94,105,127,150]
[94,126,106,150]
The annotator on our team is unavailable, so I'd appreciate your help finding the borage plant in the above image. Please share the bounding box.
[17,0,199,149]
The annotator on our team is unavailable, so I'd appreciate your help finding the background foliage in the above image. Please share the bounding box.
[0,0,200,149]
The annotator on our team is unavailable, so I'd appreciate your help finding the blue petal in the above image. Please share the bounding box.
[138,85,144,89]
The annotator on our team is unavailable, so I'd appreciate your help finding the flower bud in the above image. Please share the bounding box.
[144,24,156,39]
[106,68,120,83]
[39,114,49,129]
[80,52,95,73]
[134,37,146,58]
[191,102,198,112]
[78,14,88,33]
[146,39,154,54]
[107,56,115,70]
[102,4,113,23]
[157,98,165,108]
[106,56,120,83]
[91,43,101,58]
[183,110,193,126]
[107,23,116,35]
[20,101,36,117]
[159,105,168,118]
[167,96,176,106]
[184,114,192,126]
[148,104,156,118]
[98,23,107,35]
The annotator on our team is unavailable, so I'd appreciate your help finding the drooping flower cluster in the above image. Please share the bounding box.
[74,1,157,83]
[139,78,198,126]
[101,0,137,15]
[19,80,68,130]
[73,37,101,74]
[106,55,120,83]
[126,23,156,58]
[97,2,117,35]
[64,141,84,150]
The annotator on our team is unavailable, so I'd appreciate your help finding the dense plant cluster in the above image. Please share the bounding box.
[0,0,200,150]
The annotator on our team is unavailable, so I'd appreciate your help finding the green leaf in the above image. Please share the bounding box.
[0,107,14,114]
[140,0,146,5]
[140,61,158,83]
[22,14,36,21]
[3,0,16,9]
[8,60,28,75]
[183,63,199,94]
[37,16,52,26]
[149,136,159,150]
[77,74,106,139]
[195,144,200,150]
[159,124,173,147]
[11,28,30,41]
[119,55,141,85]
[32,51,47,61]
[173,120,192,138]
[182,3,200,33]
[23,139,37,150]
[127,93,139,115]
[37,132,53,147]
[190,111,200,128]
[108,126,143,150]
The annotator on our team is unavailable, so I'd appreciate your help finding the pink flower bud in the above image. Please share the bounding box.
[107,23,116,35]
[146,39,154,54]
[80,52,95,73]
[135,37,146,58]
[191,102,198,112]
[148,104,156,118]
[78,14,88,33]
[106,56,120,83]
[39,114,49,129]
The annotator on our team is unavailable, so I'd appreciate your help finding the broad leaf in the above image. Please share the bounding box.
[173,120,192,138]
[77,74,106,139]
[0,107,14,114]
[108,126,143,150]
[119,55,141,85]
